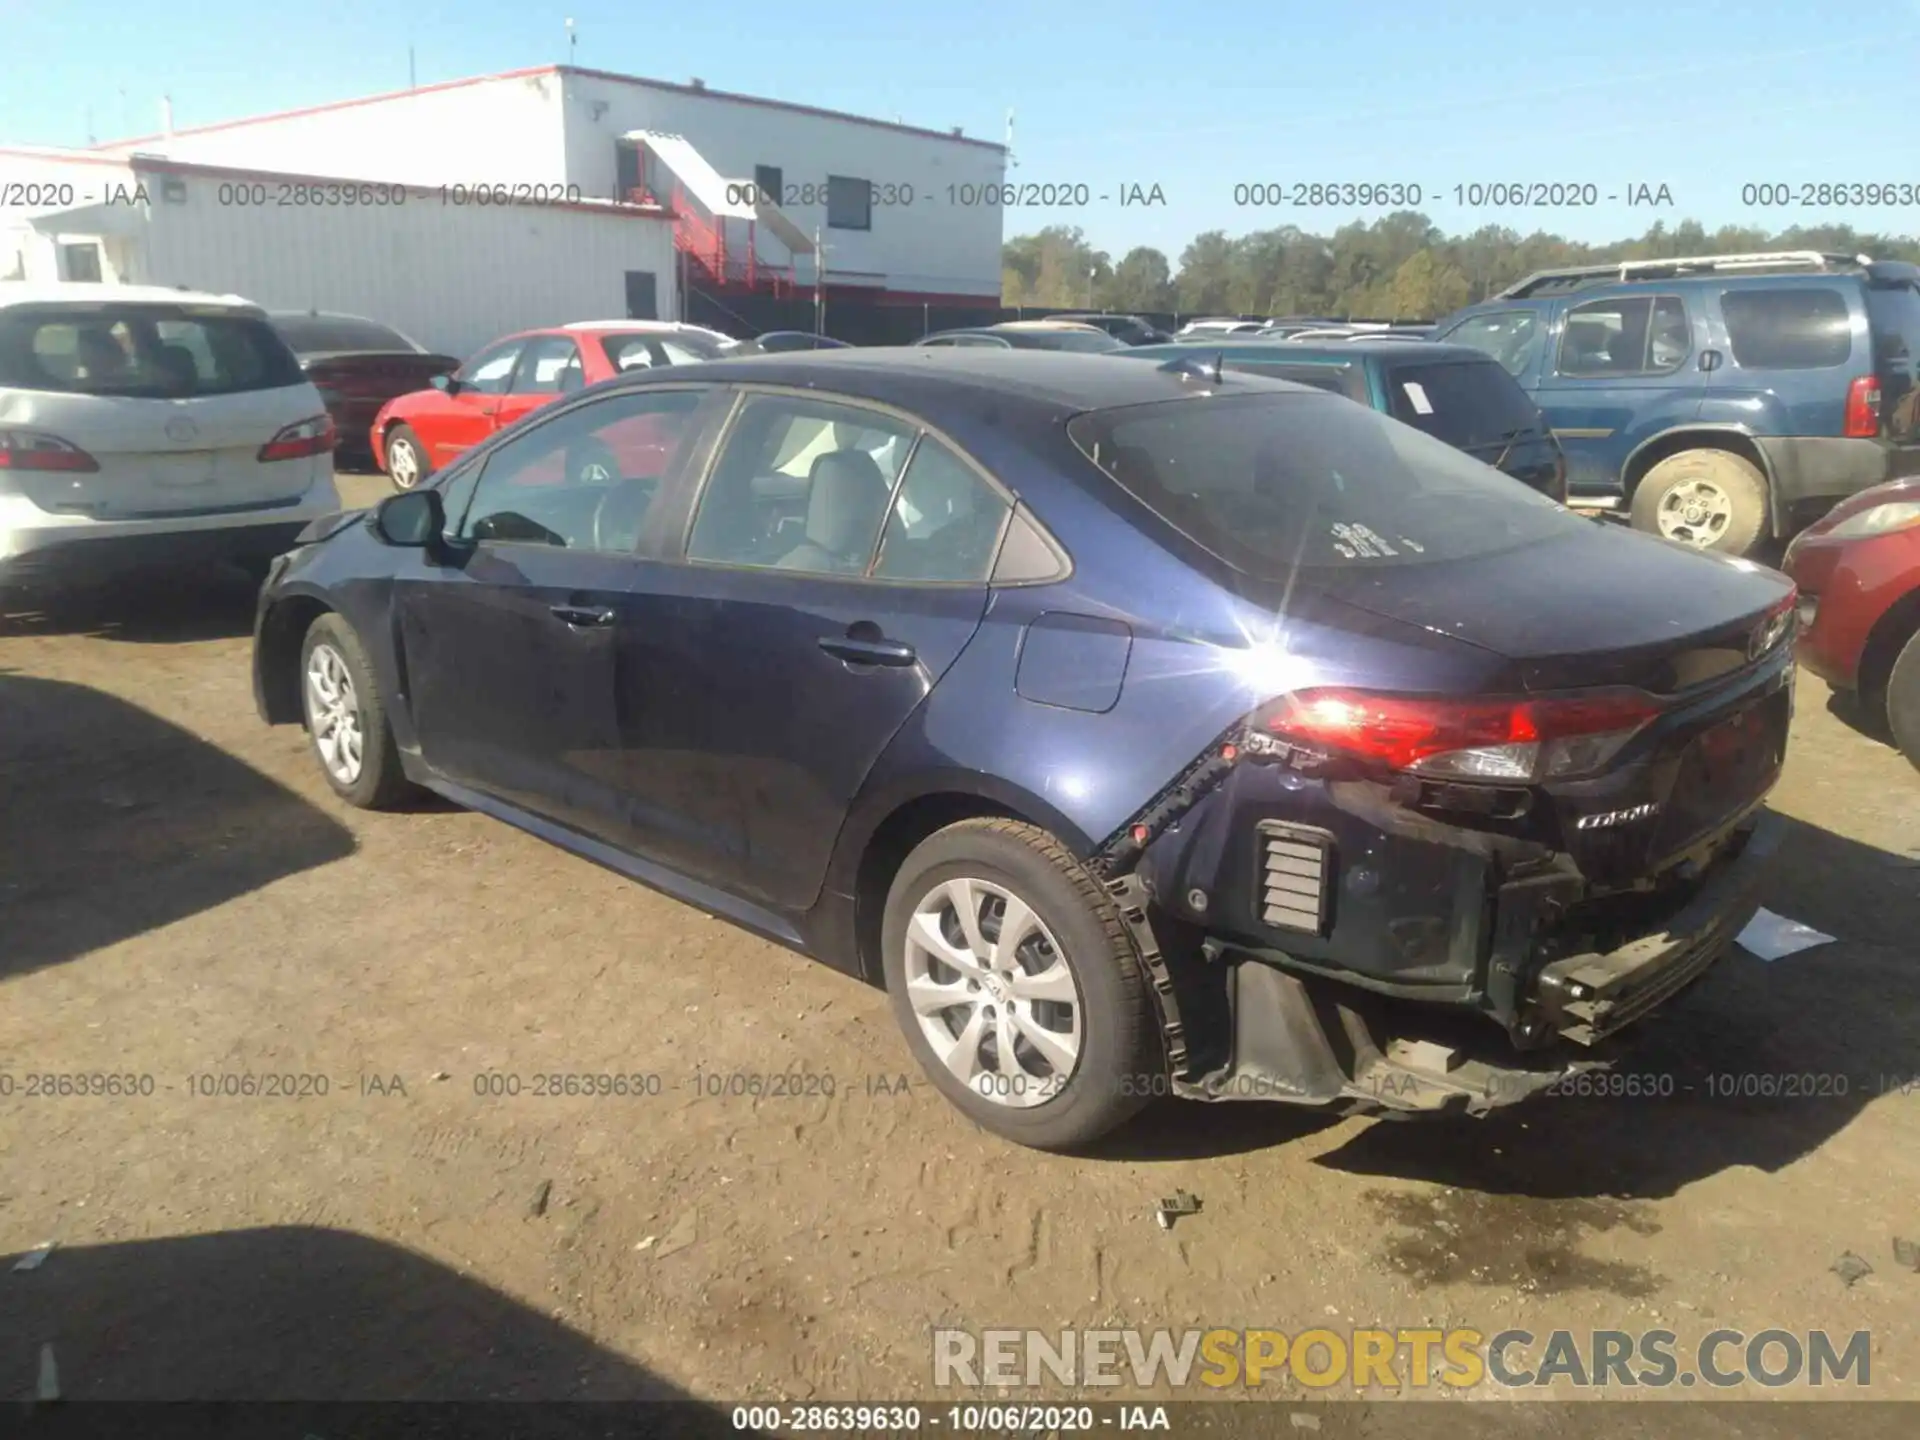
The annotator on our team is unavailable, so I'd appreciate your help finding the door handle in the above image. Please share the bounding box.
[550,603,615,628]
[819,634,917,667]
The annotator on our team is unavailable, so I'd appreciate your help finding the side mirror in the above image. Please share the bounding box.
[430,373,456,393]
[370,488,444,548]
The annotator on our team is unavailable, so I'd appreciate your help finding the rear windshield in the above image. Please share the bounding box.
[1384,359,1543,453]
[0,304,305,397]
[1720,287,1853,369]
[1003,330,1124,352]
[1865,281,1920,364]
[272,314,419,355]
[1067,391,1580,576]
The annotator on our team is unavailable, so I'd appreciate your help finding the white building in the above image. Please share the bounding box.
[85,65,1010,306]
[0,147,679,359]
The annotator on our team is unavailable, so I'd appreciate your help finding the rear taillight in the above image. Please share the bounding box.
[0,428,100,473]
[1259,687,1665,782]
[1844,376,1882,438]
[259,414,337,462]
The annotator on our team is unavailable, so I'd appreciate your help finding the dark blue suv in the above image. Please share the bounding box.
[1434,252,1920,556]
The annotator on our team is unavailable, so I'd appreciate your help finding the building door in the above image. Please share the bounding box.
[61,243,103,282]
[625,271,659,321]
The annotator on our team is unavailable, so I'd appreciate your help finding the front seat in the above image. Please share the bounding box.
[776,450,892,573]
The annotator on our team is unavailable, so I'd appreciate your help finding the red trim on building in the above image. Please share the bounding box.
[125,155,676,222]
[0,146,134,168]
[91,64,1006,156]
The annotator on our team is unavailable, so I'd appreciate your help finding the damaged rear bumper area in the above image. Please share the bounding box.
[1168,811,1780,1116]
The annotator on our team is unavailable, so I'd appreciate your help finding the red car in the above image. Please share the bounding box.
[368,322,732,488]
[1782,475,1920,770]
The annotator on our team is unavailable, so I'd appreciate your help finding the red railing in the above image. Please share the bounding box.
[624,164,796,295]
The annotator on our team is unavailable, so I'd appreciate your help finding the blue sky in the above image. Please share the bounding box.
[4,0,1916,262]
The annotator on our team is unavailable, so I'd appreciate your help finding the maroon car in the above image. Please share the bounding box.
[268,311,459,466]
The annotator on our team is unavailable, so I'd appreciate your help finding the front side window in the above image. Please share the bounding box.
[0,303,304,397]
[511,336,585,395]
[827,175,872,231]
[872,438,1010,582]
[459,342,523,395]
[1069,391,1581,578]
[1438,309,1542,378]
[1720,286,1853,370]
[457,389,706,552]
[686,395,915,573]
[1556,296,1689,377]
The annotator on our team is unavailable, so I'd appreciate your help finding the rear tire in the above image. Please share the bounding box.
[385,424,431,491]
[1630,449,1769,556]
[1886,627,1920,774]
[880,818,1160,1150]
[299,612,417,809]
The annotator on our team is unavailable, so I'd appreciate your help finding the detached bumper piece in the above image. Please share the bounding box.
[1532,811,1783,1045]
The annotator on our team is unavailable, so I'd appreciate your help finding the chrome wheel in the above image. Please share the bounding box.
[388,435,421,490]
[1654,478,1731,548]
[304,642,364,785]
[902,877,1082,1108]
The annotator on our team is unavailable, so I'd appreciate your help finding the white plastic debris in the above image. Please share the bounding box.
[1736,908,1836,962]
[37,1343,58,1401]
[12,1243,54,1273]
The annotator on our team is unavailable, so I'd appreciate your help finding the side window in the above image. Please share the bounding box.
[686,395,916,574]
[457,389,706,551]
[1720,287,1853,370]
[873,438,1011,583]
[653,338,709,367]
[826,175,872,231]
[1556,296,1687,377]
[460,342,523,395]
[512,336,585,394]
[602,335,657,372]
[917,336,955,347]
[1440,310,1541,378]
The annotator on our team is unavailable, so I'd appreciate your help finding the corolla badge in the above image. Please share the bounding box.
[164,416,199,443]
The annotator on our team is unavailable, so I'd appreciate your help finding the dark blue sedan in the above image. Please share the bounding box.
[253,349,1795,1148]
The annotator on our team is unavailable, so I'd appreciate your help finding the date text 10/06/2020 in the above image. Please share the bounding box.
[720,181,1168,209]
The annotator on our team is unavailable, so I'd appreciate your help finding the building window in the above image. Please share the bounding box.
[826,175,872,231]
[754,164,782,207]
[61,243,103,282]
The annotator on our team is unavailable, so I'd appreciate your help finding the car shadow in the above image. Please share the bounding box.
[0,566,262,644]
[0,673,357,980]
[1824,684,1896,747]
[1309,813,1918,1200]
[1,1226,737,1434]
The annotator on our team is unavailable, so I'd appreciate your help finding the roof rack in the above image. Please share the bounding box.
[1497,251,1874,299]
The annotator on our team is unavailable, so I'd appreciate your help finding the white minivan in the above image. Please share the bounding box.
[0,284,343,584]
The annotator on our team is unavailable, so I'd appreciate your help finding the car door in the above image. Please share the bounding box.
[605,391,1009,911]
[1531,292,1704,499]
[427,339,524,464]
[491,334,584,433]
[395,384,722,844]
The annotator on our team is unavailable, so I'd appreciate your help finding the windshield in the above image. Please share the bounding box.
[1004,329,1124,352]
[0,303,307,398]
[1383,359,1544,452]
[271,314,420,355]
[1067,390,1580,577]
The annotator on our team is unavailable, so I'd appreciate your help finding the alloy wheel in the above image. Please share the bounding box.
[1655,478,1731,548]
[304,643,365,785]
[902,876,1082,1108]
[388,437,421,490]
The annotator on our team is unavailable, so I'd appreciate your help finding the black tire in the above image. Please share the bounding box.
[1630,449,1769,556]
[385,424,432,491]
[298,612,417,809]
[1886,627,1920,775]
[880,818,1161,1150]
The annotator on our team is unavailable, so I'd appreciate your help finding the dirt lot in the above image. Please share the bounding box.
[3,472,1918,1417]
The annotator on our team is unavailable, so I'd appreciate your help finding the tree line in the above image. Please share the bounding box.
[1002,214,1920,320]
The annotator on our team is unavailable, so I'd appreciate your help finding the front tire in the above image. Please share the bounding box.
[1630,449,1769,556]
[385,424,431,491]
[1886,627,1920,774]
[881,818,1161,1149]
[299,612,417,809]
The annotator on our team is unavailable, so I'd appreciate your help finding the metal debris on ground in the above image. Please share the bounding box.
[12,1243,55,1273]
[1289,1415,1322,1432]
[1831,1252,1873,1287]
[1156,1190,1202,1230]
[529,1180,553,1218]
[650,1209,698,1259]
[1735,909,1836,962]
[1892,1237,1919,1273]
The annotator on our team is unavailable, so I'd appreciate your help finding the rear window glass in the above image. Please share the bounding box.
[272,314,418,355]
[1864,282,1920,363]
[1437,310,1540,377]
[1720,287,1852,369]
[1067,392,1580,576]
[1231,364,1365,400]
[1385,360,1543,453]
[0,304,305,397]
[1002,330,1124,352]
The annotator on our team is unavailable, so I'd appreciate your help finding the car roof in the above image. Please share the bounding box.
[1128,340,1488,365]
[992,320,1105,332]
[0,282,261,311]
[604,345,1309,412]
[560,319,721,333]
